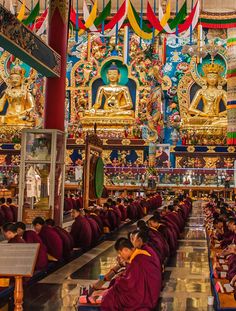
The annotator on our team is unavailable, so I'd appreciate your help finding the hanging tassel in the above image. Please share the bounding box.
[162,36,167,64]
[197,23,203,63]
[190,0,194,44]
[152,0,156,44]
[140,0,143,47]
[123,25,129,64]
[75,0,79,42]
[115,0,119,45]
[175,0,179,44]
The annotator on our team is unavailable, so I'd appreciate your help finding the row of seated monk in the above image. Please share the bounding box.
[0,194,163,273]
[204,194,236,299]
[79,194,193,310]
[0,198,18,225]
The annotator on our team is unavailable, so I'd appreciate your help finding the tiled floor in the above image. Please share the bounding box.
[157,201,212,311]
[1,203,212,311]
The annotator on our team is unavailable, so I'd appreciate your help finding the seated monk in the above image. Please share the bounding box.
[84,210,102,246]
[2,222,25,243]
[6,198,18,222]
[88,207,104,232]
[147,216,170,262]
[16,222,48,271]
[101,238,161,311]
[32,217,63,261]
[0,197,14,222]
[45,218,74,261]
[103,203,117,231]
[130,229,162,270]
[0,206,5,226]
[116,198,127,221]
[70,206,92,250]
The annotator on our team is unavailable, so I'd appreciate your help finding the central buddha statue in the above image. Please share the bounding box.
[88,63,134,117]
[0,62,35,126]
[188,62,227,125]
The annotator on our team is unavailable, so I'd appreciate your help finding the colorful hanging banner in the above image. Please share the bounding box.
[169,1,187,30]
[130,1,152,33]
[36,10,48,35]
[104,0,126,31]
[201,17,236,29]
[78,0,98,35]
[30,9,48,31]
[23,1,40,25]
[70,8,86,30]
[147,1,164,32]
[17,0,26,21]
[94,0,112,27]
[159,0,199,36]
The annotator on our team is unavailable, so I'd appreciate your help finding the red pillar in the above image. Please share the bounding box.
[44,1,69,131]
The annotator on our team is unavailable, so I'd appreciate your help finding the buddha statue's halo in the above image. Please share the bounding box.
[100,59,129,85]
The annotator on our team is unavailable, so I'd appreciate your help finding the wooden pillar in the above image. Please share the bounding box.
[44,0,70,131]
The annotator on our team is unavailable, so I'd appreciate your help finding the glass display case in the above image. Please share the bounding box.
[18,129,66,225]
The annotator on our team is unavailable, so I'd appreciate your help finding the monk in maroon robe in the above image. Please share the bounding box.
[32,217,63,260]
[89,209,104,232]
[2,222,25,243]
[101,238,161,311]
[0,198,14,222]
[116,198,127,221]
[84,212,102,246]
[130,229,162,269]
[16,222,48,271]
[0,206,5,226]
[6,198,18,222]
[70,207,92,250]
[45,219,74,260]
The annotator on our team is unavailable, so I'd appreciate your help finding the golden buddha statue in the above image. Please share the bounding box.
[0,61,35,126]
[88,63,134,117]
[188,62,227,125]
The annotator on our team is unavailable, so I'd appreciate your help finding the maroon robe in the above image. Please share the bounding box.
[163,213,181,237]
[100,211,112,231]
[8,235,25,243]
[107,209,118,231]
[39,225,63,260]
[1,204,14,222]
[142,244,162,269]
[126,204,137,220]
[118,204,127,221]
[112,206,122,227]
[101,250,161,311]
[148,228,169,262]
[9,204,18,222]
[221,231,235,248]
[136,202,145,219]
[227,254,236,280]
[64,198,73,212]
[0,207,5,226]
[85,216,102,246]
[53,226,74,260]
[70,215,92,250]
[23,230,48,270]
[89,213,104,232]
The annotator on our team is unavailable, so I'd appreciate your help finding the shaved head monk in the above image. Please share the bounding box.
[101,238,161,311]
[2,222,25,243]
[32,217,63,261]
